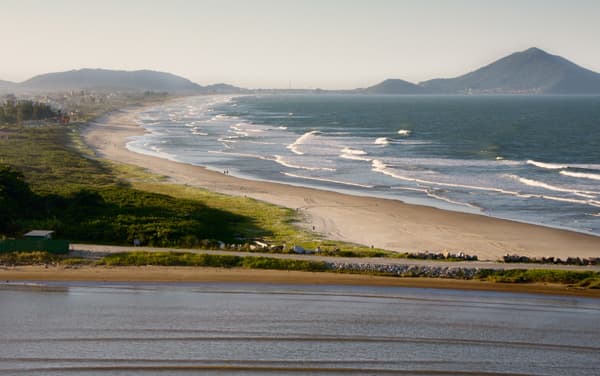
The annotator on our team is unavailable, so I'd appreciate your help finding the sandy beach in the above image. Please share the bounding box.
[82,100,600,261]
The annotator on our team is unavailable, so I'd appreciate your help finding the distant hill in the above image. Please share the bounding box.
[419,47,600,94]
[20,69,204,93]
[360,79,425,94]
[0,80,16,92]
[203,83,247,94]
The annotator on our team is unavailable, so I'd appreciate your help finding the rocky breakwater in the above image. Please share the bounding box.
[328,262,479,279]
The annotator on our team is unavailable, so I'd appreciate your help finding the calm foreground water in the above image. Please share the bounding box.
[129,94,600,235]
[1,282,599,375]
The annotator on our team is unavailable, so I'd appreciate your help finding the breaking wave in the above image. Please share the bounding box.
[526,160,567,170]
[397,129,412,136]
[287,131,320,155]
[560,170,600,181]
[340,147,371,161]
[374,137,391,145]
[372,160,600,208]
[509,175,600,198]
[527,160,600,171]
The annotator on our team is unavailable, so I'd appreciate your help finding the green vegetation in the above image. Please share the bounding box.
[100,252,329,272]
[0,125,258,246]
[476,269,600,289]
[0,251,89,266]
[0,98,58,124]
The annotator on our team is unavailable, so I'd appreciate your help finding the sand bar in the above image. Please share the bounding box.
[2,266,599,298]
[82,100,600,261]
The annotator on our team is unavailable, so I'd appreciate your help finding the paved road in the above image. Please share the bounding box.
[71,244,600,272]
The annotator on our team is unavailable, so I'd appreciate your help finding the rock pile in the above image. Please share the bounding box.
[328,262,479,279]
[503,255,600,265]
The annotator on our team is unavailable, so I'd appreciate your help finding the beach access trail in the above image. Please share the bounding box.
[82,101,600,262]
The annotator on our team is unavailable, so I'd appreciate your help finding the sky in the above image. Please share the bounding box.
[1,0,600,89]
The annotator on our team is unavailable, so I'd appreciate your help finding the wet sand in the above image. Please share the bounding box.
[2,265,598,297]
[82,100,600,261]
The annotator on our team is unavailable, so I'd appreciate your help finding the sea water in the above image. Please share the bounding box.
[1,282,599,375]
[127,95,600,235]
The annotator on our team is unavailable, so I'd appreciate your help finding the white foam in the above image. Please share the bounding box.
[526,160,600,171]
[526,160,567,170]
[211,114,235,121]
[541,195,600,208]
[374,137,391,145]
[375,162,600,209]
[372,160,526,196]
[425,191,481,210]
[283,172,374,188]
[217,136,238,143]
[217,135,238,148]
[560,170,600,181]
[341,147,367,155]
[229,127,249,137]
[509,175,599,198]
[286,130,320,155]
[274,155,335,171]
[397,129,412,136]
[126,141,178,163]
[390,186,430,193]
[340,147,371,162]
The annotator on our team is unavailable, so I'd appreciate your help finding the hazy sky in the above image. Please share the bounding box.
[2,0,599,89]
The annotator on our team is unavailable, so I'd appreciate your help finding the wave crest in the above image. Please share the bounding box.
[526,160,567,170]
[560,170,600,181]
[374,137,391,145]
[287,131,320,155]
[340,147,371,161]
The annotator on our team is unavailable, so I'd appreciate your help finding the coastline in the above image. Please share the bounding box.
[2,265,599,298]
[82,97,600,261]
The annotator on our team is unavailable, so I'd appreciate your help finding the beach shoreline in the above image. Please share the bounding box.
[2,265,599,298]
[82,97,600,261]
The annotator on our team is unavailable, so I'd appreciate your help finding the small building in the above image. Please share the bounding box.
[24,230,54,240]
[1,230,68,254]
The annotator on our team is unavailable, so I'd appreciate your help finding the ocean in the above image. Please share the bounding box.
[127,95,600,235]
[1,282,599,375]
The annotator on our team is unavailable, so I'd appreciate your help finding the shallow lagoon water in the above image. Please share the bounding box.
[1,282,599,375]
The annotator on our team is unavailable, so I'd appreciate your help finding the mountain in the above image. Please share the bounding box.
[360,79,425,94]
[419,47,600,94]
[20,68,204,93]
[0,79,16,92]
